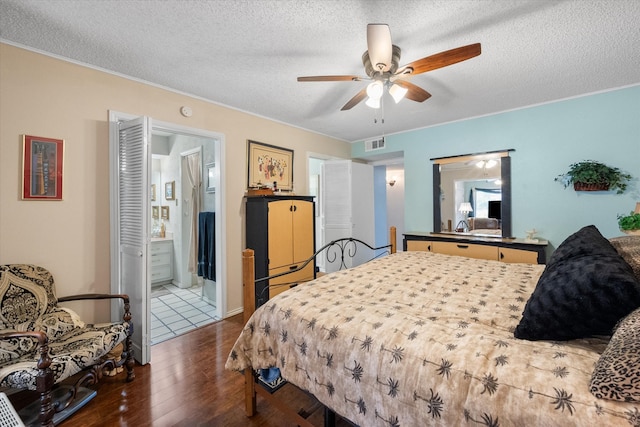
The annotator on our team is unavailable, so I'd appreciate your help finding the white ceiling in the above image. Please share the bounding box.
[2,0,639,143]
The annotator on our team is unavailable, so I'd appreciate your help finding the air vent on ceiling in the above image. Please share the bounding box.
[364,137,385,152]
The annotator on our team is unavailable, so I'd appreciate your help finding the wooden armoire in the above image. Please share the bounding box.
[245,195,315,307]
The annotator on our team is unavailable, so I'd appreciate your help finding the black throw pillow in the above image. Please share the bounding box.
[514,225,640,341]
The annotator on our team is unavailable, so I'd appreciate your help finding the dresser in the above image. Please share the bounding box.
[404,232,548,264]
[150,239,173,284]
[245,195,316,306]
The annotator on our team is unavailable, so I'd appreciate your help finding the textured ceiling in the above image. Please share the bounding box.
[1,0,639,142]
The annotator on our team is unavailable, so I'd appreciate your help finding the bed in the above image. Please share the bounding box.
[226,225,640,426]
[468,217,502,236]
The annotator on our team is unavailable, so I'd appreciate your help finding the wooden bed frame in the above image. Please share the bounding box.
[241,227,397,426]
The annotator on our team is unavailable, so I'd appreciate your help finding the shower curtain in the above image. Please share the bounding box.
[184,152,202,273]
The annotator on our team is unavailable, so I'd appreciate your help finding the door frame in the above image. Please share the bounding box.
[307,152,343,271]
[109,111,226,358]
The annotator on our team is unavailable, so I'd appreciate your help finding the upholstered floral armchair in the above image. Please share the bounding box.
[0,264,134,426]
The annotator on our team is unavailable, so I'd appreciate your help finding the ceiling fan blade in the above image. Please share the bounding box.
[394,80,432,102]
[399,43,481,76]
[297,75,362,82]
[341,88,368,110]
[367,23,393,72]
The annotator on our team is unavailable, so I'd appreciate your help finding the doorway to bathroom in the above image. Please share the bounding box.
[109,111,226,364]
[149,131,220,345]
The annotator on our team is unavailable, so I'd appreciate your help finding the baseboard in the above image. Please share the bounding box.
[224,306,243,318]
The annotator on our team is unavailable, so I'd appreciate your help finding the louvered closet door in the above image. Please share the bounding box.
[117,116,151,365]
[322,160,353,272]
[323,160,352,234]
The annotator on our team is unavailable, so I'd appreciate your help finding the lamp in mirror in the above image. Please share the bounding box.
[456,202,473,232]
[459,202,473,214]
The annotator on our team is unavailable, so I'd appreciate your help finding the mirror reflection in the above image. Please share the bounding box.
[433,151,512,238]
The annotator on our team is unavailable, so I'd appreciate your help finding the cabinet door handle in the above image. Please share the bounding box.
[500,252,505,259]
[289,265,298,270]
[456,244,469,249]
[428,245,431,251]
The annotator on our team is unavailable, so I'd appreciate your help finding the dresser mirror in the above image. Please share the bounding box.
[432,150,512,238]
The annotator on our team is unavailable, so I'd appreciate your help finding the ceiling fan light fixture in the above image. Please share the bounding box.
[366,81,384,100]
[476,159,498,169]
[365,96,381,109]
[297,24,481,112]
[389,83,408,103]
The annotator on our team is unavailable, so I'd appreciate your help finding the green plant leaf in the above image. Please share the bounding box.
[618,212,640,230]
[556,160,632,194]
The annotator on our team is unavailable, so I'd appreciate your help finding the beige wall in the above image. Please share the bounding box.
[0,43,351,321]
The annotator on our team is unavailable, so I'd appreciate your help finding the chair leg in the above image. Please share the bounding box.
[122,298,135,382]
[37,389,54,427]
[35,344,55,427]
[124,332,135,382]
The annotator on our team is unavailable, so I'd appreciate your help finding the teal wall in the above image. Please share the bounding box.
[352,85,640,250]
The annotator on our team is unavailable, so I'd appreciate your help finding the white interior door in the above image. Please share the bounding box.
[113,116,152,365]
[322,160,376,270]
[322,160,353,272]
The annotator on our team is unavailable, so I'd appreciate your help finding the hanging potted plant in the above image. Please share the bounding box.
[618,203,640,235]
[555,160,632,194]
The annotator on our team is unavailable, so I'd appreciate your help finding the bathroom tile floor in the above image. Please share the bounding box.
[151,283,220,345]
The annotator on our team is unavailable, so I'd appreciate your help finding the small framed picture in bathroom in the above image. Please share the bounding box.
[164,181,175,200]
[206,162,215,193]
[161,206,170,220]
[152,205,159,220]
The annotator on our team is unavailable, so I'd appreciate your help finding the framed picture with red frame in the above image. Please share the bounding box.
[22,135,64,200]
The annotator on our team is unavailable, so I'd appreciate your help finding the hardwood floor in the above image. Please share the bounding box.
[27,314,350,427]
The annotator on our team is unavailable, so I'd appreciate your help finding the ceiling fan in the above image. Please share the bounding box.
[297,24,481,111]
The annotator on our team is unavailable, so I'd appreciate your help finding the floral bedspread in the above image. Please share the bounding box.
[226,251,640,426]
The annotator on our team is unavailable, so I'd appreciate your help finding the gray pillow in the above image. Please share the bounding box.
[610,236,640,282]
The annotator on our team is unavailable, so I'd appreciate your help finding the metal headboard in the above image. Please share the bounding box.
[254,236,394,308]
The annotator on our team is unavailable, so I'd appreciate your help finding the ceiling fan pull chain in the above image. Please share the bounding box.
[373,98,385,125]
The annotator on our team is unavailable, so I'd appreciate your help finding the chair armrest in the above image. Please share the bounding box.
[0,331,52,374]
[58,293,129,303]
[0,330,48,346]
[58,294,131,323]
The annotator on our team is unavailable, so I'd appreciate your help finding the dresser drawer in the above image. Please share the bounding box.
[406,240,432,252]
[151,252,171,267]
[151,240,173,283]
[268,263,315,298]
[432,241,498,260]
[151,265,172,282]
[499,247,539,264]
[404,233,547,264]
[151,241,172,255]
